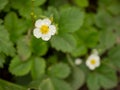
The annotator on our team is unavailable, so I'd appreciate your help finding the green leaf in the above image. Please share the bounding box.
[87,73,100,90]
[0,25,15,56]
[51,34,76,53]
[48,63,71,79]
[17,37,32,61]
[51,78,73,90]
[0,0,8,11]
[34,0,46,6]
[39,78,55,90]
[59,7,84,33]
[73,0,89,8]
[9,56,32,76]
[98,30,116,53]
[31,37,48,56]
[4,12,28,43]
[108,45,120,69]
[87,64,117,90]
[0,79,27,90]
[0,54,5,68]
[67,67,85,90]
[31,57,46,79]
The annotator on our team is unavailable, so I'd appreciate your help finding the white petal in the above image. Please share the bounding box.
[95,59,100,67]
[89,65,96,70]
[75,58,82,65]
[41,34,51,41]
[43,18,51,26]
[49,25,56,35]
[33,28,41,38]
[35,19,43,28]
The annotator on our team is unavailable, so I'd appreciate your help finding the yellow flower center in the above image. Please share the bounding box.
[90,59,96,65]
[40,25,49,34]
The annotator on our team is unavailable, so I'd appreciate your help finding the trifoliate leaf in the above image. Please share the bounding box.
[48,63,71,79]
[0,25,15,56]
[59,7,84,33]
[51,34,76,53]
[9,56,32,76]
[31,57,46,79]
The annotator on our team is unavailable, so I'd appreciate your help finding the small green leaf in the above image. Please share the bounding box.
[39,78,55,90]
[59,7,84,33]
[0,25,15,56]
[31,57,46,79]
[0,0,8,11]
[108,45,120,69]
[98,30,116,53]
[34,0,46,6]
[67,67,85,90]
[87,73,100,90]
[48,63,71,79]
[51,78,73,90]
[17,37,32,61]
[51,34,76,53]
[31,37,48,56]
[73,0,89,8]
[4,12,28,43]
[9,56,32,76]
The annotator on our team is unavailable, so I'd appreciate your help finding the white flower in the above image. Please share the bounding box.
[33,18,56,41]
[75,58,82,65]
[86,54,100,70]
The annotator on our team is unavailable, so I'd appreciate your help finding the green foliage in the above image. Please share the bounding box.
[9,56,32,76]
[0,25,15,56]
[87,63,117,90]
[31,57,46,79]
[59,7,84,33]
[48,63,71,79]
[0,0,120,90]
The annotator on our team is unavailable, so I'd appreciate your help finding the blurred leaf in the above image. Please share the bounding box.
[67,67,85,90]
[31,57,46,79]
[51,78,73,90]
[87,72,100,90]
[59,7,84,33]
[51,34,76,52]
[0,79,27,90]
[4,12,28,43]
[73,0,89,8]
[17,37,32,61]
[0,54,5,68]
[0,25,15,56]
[87,64,117,90]
[108,45,120,69]
[48,63,71,79]
[39,78,54,90]
[34,0,46,6]
[9,56,32,76]
[31,37,48,56]
[98,30,116,53]
[0,0,8,11]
